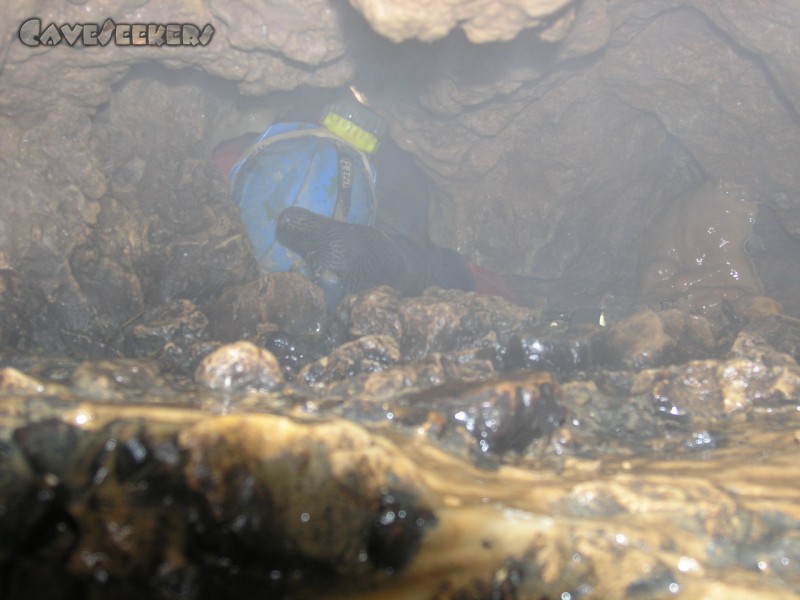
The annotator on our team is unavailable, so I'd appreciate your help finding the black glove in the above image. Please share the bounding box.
[276,206,473,297]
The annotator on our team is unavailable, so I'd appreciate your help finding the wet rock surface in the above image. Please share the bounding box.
[2,288,800,598]
[194,341,285,393]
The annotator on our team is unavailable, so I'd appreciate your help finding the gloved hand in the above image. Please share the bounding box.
[276,206,473,297]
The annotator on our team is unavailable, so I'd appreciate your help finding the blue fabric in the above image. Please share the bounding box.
[230,122,376,274]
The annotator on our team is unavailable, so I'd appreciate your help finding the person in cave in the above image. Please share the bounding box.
[212,89,518,309]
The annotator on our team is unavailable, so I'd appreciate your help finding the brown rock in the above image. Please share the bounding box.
[194,341,284,392]
[210,273,326,342]
[603,309,716,369]
[0,367,46,395]
[71,359,164,402]
[299,334,402,386]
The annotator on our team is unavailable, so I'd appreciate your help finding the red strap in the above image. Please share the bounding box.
[466,261,519,304]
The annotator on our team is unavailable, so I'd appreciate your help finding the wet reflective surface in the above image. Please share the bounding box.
[2,288,800,599]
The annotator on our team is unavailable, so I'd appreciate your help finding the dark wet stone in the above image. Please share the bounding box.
[179,415,435,591]
[299,334,402,386]
[340,286,540,366]
[367,489,437,572]
[127,299,209,365]
[384,372,565,458]
[648,362,725,423]
[8,417,200,597]
[12,419,83,479]
[505,324,605,376]
[194,341,284,392]
[319,347,496,406]
[258,329,330,377]
[0,439,67,563]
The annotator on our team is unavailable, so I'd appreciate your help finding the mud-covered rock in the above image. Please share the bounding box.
[70,359,166,402]
[194,341,284,392]
[210,272,327,342]
[429,371,565,457]
[261,272,327,336]
[341,287,539,362]
[726,330,799,368]
[180,416,436,580]
[340,286,406,341]
[2,408,441,599]
[1,305,800,598]
[315,348,496,404]
[630,353,800,429]
[0,367,47,396]
[601,309,717,369]
[640,181,762,316]
[126,299,210,371]
[346,371,564,459]
[299,334,402,386]
[334,350,498,412]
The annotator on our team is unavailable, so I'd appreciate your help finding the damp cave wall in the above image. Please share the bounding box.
[1,0,800,357]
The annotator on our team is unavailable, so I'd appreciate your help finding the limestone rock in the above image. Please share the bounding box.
[349,0,577,43]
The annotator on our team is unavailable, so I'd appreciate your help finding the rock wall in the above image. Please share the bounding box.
[1,0,800,354]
